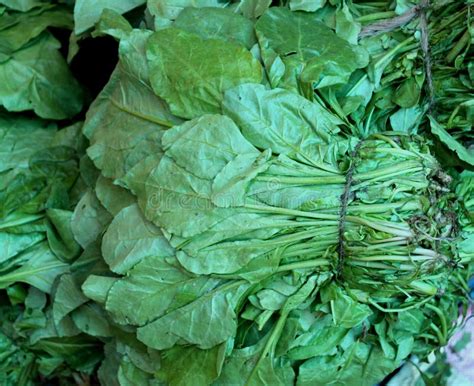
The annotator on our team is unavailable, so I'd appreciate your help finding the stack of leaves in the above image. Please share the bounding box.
[71,5,472,385]
[0,1,103,384]
[0,114,105,383]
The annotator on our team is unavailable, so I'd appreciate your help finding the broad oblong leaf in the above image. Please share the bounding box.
[173,7,257,49]
[105,254,219,326]
[157,344,226,386]
[146,28,262,119]
[222,83,343,171]
[84,30,181,180]
[429,116,474,166]
[147,0,227,28]
[73,0,145,34]
[101,204,174,274]
[137,281,249,350]
[0,32,83,119]
[256,7,368,89]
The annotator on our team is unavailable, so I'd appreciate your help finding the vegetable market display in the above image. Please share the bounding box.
[0,1,472,385]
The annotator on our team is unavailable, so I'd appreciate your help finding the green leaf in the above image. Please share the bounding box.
[46,209,81,262]
[147,0,227,28]
[101,204,174,274]
[52,274,88,327]
[331,290,372,328]
[389,106,422,134]
[297,343,398,386]
[0,141,79,217]
[0,114,56,173]
[136,281,249,350]
[0,32,83,119]
[0,0,44,11]
[146,28,262,119]
[117,360,152,386]
[162,114,259,181]
[0,231,44,265]
[289,0,326,12]
[81,275,118,304]
[105,254,219,326]
[71,303,112,338]
[393,309,425,334]
[174,7,256,49]
[157,344,226,386]
[392,77,421,108]
[222,83,343,169]
[84,30,181,180]
[256,7,367,90]
[288,316,347,360]
[335,3,361,45]
[239,0,271,18]
[95,175,135,216]
[429,116,474,166]
[32,335,102,372]
[92,8,133,40]
[0,5,73,56]
[0,242,68,293]
[137,114,258,239]
[71,190,112,249]
[215,337,295,386]
[73,0,145,34]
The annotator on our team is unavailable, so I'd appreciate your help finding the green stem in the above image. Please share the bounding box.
[256,175,345,185]
[425,304,448,345]
[351,255,433,262]
[348,261,396,270]
[244,204,339,220]
[345,200,421,214]
[371,133,401,149]
[455,272,470,292]
[354,161,422,181]
[368,295,435,312]
[258,161,423,186]
[409,281,438,295]
[446,24,473,63]
[357,11,397,22]
[419,333,439,342]
[345,216,412,237]
[244,206,413,237]
[277,259,330,272]
[284,239,336,254]
[348,240,409,251]
[429,323,446,346]
[246,313,289,386]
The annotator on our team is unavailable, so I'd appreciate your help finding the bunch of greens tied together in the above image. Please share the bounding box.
[75,6,472,384]
[0,0,472,385]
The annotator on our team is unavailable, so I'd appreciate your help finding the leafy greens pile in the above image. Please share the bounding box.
[0,0,473,385]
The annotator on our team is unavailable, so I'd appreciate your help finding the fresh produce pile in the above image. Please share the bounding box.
[0,1,472,385]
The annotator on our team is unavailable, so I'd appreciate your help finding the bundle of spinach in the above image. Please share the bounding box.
[0,1,473,385]
[73,3,472,385]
